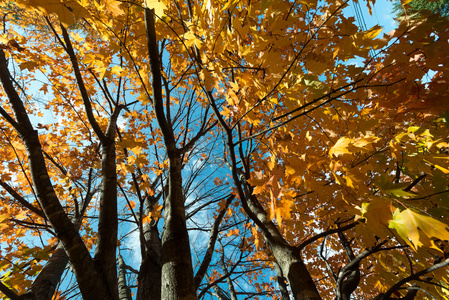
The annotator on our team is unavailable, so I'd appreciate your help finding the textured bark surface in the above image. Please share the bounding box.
[241,172,321,300]
[27,244,68,300]
[94,142,119,299]
[118,252,132,300]
[137,200,162,300]
[274,261,290,300]
[271,245,321,300]
[137,254,161,300]
[160,155,197,300]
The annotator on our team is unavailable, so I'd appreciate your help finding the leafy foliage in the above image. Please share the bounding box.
[393,0,449,17]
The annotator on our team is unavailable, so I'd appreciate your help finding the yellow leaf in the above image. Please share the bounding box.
[110,65,124,76]
[227,229,239,236]
[0,211,11,223]
[389,208,449,251]
[424,156,449,174]
[183,32,203,49]
[103,0,124,15]
[142,214,151,224]
[362,197,393,227]
[352,135,380,150]
[19,61,39,71]
[252,184,266,195]
[329,137,352,157]
[345,172,357,189]
[267,154,276,170]
[144,0,167,17]
[363,25,382,40]
[18,0,89,26]
[200,69,216,89]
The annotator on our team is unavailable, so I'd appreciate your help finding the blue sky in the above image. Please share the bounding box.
[345,0,396,34]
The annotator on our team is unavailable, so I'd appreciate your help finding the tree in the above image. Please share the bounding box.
[0,0,448,299]
[393,0,449,17]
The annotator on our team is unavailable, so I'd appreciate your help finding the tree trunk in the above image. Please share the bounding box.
[274,261,291,300]
[271,245,321,300]
[160,155,197,300]
[118,251,132,300]
[94,142,119,299]
[241,181,321,300]
[145,7,197,300]
[137,197,162,300]
[22,244,68,300]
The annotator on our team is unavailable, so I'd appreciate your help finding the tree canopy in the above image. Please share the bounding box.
[393,0,449,17]
[0,0,448,299]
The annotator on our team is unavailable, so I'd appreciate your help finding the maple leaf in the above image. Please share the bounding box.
[362,25,383,40]
[102,0,124,15]
[329,137,352,157]
[128,200,136,210]
[17,0,90,26]
[389,208,449,251]
[144,0,167,17]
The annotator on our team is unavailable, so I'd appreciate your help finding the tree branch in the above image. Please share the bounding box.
[145,8,175,150]
[380,258,449,299]
[0,179,45,218]
[0,281,21,300]
[296,222,358,252]
[58,21,107,143]
[194,195,234,289]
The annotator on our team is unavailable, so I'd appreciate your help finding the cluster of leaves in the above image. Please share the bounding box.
[0,0,448,299]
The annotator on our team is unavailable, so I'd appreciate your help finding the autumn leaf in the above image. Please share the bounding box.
[389,208,449,251]
[362,25,383,40]
[102,0,124,15]
[19,61,39,72]
[226,228,240,237]
[128,201,136,210]
[359,197,393,227]
[144,0,167,17]
[17,0,90,26]
[329,137,352,157]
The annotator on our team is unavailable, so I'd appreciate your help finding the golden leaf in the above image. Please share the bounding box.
[389,208,449,251]
[329,137,352,157]
[144,0,167,17]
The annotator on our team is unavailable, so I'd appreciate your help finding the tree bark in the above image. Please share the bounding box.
[25,244,68,300]
[118,251,132,300]
[242,191,321,300]
[160,155,197,300]
[274,261,291,300]
[94,141,119,299]
[137,197,162,300]
[270,244,320,300]
[236,147,320,299]
[59,22,120,299]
